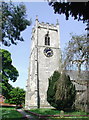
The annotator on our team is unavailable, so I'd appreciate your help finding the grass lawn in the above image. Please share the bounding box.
[0,107,28,120]
[28,108,89,120]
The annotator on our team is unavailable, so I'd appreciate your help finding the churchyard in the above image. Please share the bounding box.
[1,107,89,120]
[1,1,89,120]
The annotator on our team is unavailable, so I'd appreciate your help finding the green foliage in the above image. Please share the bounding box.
[8,87,25,105]
[48,2,89,36]
[54,73,76,110]
[1,82,13,100]
[47,71,76,111]
[0,49,19,99]
[47,71,61,108]
[1,49,19,82]
[48,2,89,22]
[2,1,31,46]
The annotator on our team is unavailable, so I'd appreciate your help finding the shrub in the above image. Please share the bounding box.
[47,71,76,111]
[47,71,61,108]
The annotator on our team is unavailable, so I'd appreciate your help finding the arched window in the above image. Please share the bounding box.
[45,31,50,46]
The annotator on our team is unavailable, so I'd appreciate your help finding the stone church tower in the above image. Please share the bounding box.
[25,16,61,109]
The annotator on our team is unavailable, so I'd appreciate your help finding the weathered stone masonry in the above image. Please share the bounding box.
[25,17,61,109]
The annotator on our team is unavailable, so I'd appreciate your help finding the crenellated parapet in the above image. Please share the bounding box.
[37,22,59,31]
[39,22,57,27]
[34,16,59,32]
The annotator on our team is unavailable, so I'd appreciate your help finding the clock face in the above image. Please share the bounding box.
[44,47,53,57]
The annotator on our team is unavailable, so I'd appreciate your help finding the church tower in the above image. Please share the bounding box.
[25,16,61,109]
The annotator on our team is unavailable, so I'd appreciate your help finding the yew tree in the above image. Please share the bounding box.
[47,71,76,110]
[47,71,61,108]
[54,72,76,110]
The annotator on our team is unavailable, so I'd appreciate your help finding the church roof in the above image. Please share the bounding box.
[66,70,89,91]
[66,70,89,81]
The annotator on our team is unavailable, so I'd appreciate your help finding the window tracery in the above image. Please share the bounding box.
[45,31,50,46]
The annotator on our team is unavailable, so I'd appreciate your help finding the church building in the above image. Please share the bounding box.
[25,16,61,109]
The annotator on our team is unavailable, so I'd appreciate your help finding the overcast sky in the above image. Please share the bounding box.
[3,1,87,90]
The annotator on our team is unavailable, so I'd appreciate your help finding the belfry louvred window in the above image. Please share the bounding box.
[45,31,50,46]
